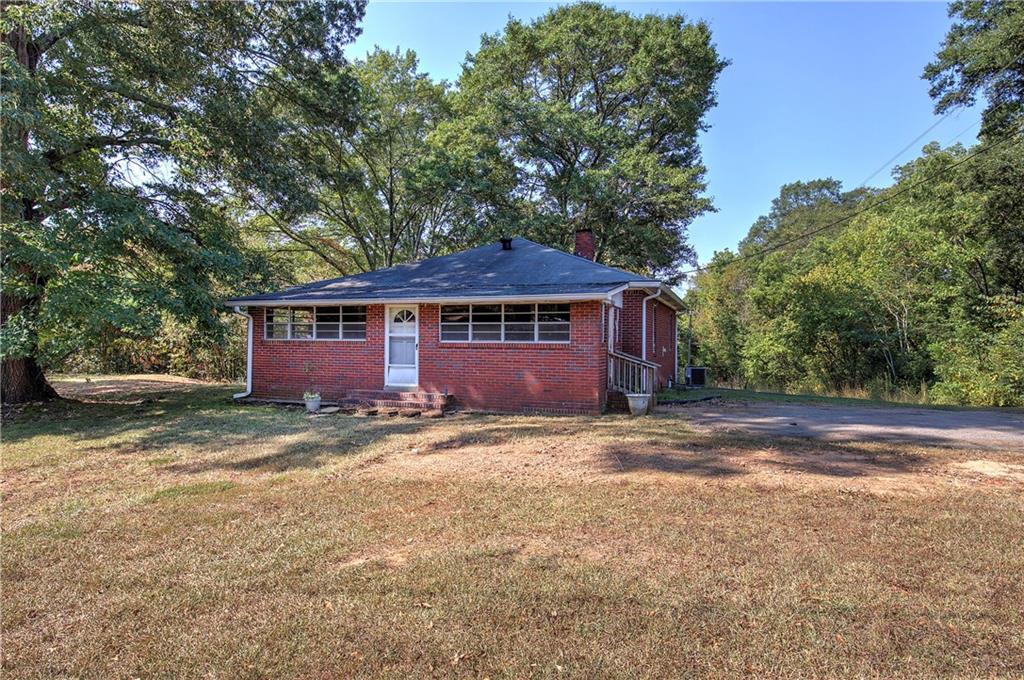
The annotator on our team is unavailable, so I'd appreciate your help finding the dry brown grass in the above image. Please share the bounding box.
[2,376,1022,678]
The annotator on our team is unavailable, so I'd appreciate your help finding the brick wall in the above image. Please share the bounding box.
[620,290,646,358]
[619,290,678,389]
[249,300,608,413]
[419,301,606,414]
[649,298,678,387]
[251,305,384,401]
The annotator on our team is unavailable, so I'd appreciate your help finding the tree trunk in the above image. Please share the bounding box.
[1,17,58,403]
[1,292,58,403]
[1,355,58,403]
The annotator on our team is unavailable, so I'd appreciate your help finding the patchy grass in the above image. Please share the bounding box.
[145,480,236,503]
[2,375,1022,678]
[658,386,992,410]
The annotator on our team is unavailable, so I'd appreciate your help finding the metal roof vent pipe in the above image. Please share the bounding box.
[500,236,513,250]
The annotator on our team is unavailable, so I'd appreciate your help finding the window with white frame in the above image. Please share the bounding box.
[264,306,366,340]
[439,303,570,343]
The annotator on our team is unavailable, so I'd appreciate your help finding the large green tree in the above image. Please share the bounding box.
[245,47,460,277]
[924,0,1024,139]
[689,181,876,391]
[0,0,365,403]
[446,2,726,281]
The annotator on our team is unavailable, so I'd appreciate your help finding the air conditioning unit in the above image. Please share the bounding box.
[684,366,708,387]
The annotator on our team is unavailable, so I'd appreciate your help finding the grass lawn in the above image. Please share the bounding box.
[659,386,977,410]
[3,375,1023,678]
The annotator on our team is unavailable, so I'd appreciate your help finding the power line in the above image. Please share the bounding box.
[681,47,1024,280]
[943,118,983,147]
[856,47,1024,188]
[682,127,1019,278]
[856,113,957,188]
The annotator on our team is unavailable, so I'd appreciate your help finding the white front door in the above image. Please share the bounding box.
[385,305,418,387]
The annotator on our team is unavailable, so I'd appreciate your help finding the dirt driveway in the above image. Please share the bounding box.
[665,400,1024,452]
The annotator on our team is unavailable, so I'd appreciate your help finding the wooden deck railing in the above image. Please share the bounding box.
[607,351,658,395]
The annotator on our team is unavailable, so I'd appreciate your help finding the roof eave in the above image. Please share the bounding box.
[223,291,617,307]
[623,281,686,312]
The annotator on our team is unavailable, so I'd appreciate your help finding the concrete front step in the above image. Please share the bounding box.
[341,389,449,411]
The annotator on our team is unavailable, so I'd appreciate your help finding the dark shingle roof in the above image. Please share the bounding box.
[226,237,661,305]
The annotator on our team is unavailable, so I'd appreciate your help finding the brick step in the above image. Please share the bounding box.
[605,390,630,414]
[341,389,449,411]
[339,398,441,411]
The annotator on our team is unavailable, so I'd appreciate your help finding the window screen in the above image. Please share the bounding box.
[438,303,571,343]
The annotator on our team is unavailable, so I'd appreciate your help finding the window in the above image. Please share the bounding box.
[502,304,533,341]
[538,303,570,342]
[315,307,340,339]
[292,308,314,339]
[341,306,367,339]
[471,304,502,341]
[265,307,290,339]
[439,303,570,343]
[264,306,367,340]
[440,306,470,341]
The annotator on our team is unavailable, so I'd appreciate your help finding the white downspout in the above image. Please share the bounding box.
[640,288,662,362]
[673,311,679,384]
[232,305,253,399]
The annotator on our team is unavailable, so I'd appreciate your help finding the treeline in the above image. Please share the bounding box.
[2,1,724,398]
[688,141,1023,405]
[689,1,1024,407]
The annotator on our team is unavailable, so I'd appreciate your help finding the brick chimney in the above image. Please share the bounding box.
[573,228,595,260]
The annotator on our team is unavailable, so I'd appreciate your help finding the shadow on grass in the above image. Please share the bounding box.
[5,380,939,481]
[407,412,931,481]
[598,414,930,479]
[5,381,437,473]
[422,422,569,452]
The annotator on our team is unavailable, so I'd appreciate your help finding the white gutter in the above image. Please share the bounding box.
[640,288,662,362]
[224,283,686,311]
[231,305,253,399]
[624,281,686,311]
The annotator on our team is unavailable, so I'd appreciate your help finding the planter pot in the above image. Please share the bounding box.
[626,394,651,416]
[305,396,321,413]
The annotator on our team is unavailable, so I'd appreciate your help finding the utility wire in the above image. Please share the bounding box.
[856,113,956,188]
[681,125,1020,278]
[857,47,1024,188]
[682,48,1024,280]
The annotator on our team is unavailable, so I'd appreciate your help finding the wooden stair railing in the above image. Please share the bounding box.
[608,351,658,395]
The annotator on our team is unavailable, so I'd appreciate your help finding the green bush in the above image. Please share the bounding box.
[58,314,247,383]
[930,298,1024,407]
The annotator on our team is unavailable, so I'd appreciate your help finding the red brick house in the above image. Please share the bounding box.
[226,230,684,414]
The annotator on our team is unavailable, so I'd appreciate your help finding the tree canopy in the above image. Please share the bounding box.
[688,140,1023,406]
[443,2,726,282]
[243,47,462,280]
[0,0,366,402]
[923,0,1024,139]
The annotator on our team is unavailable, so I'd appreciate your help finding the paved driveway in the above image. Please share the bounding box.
[668,401,1024,451]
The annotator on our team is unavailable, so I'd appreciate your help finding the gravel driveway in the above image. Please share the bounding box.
[670,401,1024,451]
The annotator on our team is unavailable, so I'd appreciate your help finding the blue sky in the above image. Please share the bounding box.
[348,1,983,266]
